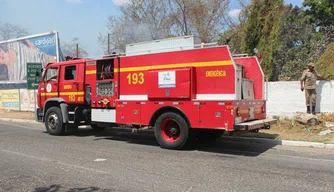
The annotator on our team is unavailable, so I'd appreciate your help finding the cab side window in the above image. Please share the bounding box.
[64,66,76,80]
[44,68,58,82]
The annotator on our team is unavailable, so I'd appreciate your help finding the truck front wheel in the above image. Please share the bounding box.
[154,112,189,150]
[45,107,66,135]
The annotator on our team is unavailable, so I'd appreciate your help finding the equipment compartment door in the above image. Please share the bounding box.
[116,102,141,125]
[198,102,230,129]
[59,64,84,104]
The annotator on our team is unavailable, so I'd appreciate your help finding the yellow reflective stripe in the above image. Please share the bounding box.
[41,92,58,96]
[85,70,96,75]
[41,92,85,96]
[59,92,85,96]
[85,60,233,74]
[118,60,233,72]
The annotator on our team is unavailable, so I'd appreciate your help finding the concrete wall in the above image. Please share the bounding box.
[266,81,334,118]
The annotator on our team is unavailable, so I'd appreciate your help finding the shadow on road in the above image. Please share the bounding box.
[49,127,280,157]
[33,184,114,192]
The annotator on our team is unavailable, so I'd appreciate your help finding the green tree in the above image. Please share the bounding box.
[241,0,284,80]
[303,0,334,27]
[276,5,316,81]
[315,42,334,79]
[302,0,334,80]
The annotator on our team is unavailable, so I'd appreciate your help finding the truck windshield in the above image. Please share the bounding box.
[44,68,58,82]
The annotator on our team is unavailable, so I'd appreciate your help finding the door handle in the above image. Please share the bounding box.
[73,82,79,90]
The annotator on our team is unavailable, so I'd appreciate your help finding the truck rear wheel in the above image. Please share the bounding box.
[45,107,66,136]
[154,112,189,150]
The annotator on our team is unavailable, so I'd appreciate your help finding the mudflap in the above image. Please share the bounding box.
[35,108,43,122]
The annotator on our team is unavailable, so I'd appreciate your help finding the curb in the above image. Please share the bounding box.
[0,118,39,124]
[0,118,333,149]
[221,136,334,149]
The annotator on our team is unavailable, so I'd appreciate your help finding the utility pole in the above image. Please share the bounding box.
[76,43,79,58]
[108,33,111,55]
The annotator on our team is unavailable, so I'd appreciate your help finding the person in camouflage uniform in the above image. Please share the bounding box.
[300,62,327,115]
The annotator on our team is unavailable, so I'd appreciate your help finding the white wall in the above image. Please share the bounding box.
[266,81,334,118]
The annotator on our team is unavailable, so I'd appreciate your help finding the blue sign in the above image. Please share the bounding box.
[27,33,57,56]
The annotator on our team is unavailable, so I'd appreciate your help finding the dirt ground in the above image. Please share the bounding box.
[233,114,334,144]
[0,110,35,120]
[1,109,334,143]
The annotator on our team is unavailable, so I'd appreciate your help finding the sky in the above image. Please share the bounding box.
[0,0,304,57]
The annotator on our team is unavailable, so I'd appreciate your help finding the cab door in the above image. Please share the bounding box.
[39,66,59,106]
[59,63,85,104]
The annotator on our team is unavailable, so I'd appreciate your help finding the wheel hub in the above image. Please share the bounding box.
[170,127,178,135]
[160,118,181,143]
[47,113,59,130]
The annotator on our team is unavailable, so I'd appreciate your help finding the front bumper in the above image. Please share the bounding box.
[234,119,277,131]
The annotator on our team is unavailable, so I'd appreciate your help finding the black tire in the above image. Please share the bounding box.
[154,112,189,150]
[196,129,224,144]
[44,107,66,135]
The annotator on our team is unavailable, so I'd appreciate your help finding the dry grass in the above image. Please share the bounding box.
[235,114,334,144]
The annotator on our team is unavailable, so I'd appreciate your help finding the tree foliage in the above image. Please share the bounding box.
[275,5,315,80]
[315,42,334,79]
[100,0,334,81]
[0,22,29,40]
[219,0,334,81]
[60,38,88,58]
[120,0,172,40]
[167,0,230,43]
[303,0,334,27]
[241,0,285,81]
[99,0,230,53]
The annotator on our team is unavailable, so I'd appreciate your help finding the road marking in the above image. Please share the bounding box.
[2,150,53,162]
[94,158,107,162]
[1,150,109,174]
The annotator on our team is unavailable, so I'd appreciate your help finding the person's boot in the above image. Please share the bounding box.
[312,106,316,115]
[307,106,311,114]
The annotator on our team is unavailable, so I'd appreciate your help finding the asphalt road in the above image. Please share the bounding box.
[0,121,334,192]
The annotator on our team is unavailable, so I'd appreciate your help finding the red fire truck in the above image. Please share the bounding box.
[35,45,277,150]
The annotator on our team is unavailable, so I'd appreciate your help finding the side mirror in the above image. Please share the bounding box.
[35,71,40,77]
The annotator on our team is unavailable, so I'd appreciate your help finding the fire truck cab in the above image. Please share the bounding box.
[36,44,276,150]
